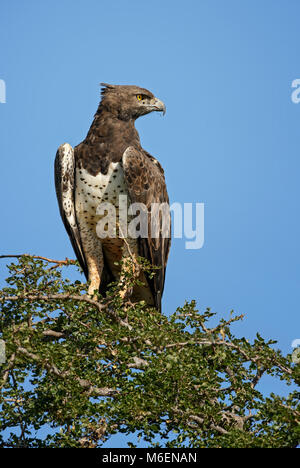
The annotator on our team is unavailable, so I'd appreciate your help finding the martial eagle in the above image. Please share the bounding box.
[54,84,171,311]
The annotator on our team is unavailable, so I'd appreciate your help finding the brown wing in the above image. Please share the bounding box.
[122,146,171,311]
[54,143,88,279]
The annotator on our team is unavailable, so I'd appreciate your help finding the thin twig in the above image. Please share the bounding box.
[0,254,77,268]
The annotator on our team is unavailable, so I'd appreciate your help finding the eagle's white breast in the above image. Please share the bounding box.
[75,161,129,224]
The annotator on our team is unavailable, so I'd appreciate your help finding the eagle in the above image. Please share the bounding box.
[54,84,171,311]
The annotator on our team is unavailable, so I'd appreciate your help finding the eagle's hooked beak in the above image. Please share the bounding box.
[151,97,166,115]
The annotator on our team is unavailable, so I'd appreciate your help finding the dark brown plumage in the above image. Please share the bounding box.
[55,84,170,311]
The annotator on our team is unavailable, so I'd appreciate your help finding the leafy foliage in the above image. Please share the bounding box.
[0,256,299,448]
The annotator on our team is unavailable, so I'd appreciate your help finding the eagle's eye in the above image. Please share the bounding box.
[136,94,143,101]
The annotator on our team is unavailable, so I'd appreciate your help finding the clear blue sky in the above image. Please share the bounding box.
[1,0,299,447]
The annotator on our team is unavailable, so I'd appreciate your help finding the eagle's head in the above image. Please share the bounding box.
[99,83,166,121]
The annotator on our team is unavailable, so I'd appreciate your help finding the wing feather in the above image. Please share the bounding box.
[122,146,171,311]
[54,143,88,278]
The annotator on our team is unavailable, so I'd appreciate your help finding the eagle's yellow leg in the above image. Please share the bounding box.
[77,219,104,297]
[87,255,102,296]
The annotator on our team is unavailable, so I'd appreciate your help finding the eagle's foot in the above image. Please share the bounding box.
[119,286,133,301]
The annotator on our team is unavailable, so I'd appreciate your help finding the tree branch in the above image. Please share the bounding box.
[16,346,116,397]
[0,293,131,329]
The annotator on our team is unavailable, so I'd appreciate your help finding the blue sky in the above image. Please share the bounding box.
[1,0,299,446]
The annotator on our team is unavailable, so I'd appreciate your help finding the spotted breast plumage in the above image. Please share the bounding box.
[54,83,171,311]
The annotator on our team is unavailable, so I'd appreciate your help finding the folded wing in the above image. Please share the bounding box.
[54,143,88,278]
[122,146,171,311]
